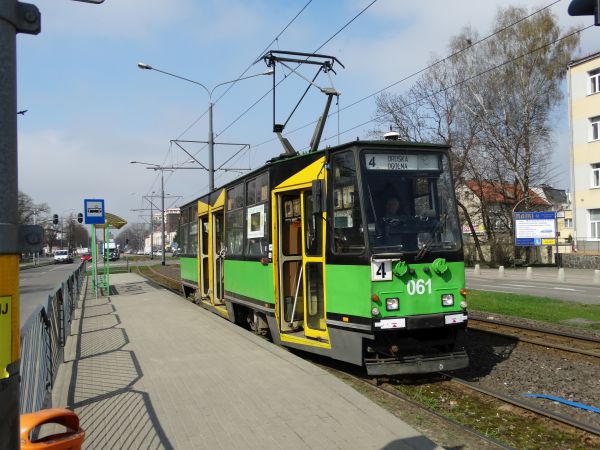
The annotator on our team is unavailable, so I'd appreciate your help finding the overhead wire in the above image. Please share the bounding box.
[214,0,379,154]
[316,23,594,146]
[141,1,314,205]
[250,0,565,149]
[175,0,314,145]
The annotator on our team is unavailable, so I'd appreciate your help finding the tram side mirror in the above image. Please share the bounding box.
[312,179,325,214]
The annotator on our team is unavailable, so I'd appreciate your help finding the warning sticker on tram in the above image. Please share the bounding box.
[364,153,439,171]
[0,296,11,379]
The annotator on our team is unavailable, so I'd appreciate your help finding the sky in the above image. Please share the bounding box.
[15,0,599,229]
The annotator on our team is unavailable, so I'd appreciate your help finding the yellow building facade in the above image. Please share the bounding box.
[568,51,600,248]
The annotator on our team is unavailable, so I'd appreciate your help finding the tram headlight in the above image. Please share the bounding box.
[460,300,468,309]
[385,298,399,311]
[441,294,454,306]
[371,307,380,316]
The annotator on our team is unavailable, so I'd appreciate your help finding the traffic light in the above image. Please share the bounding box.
[52,214,59,225]
[568,0,600,25]
[77,213,83,223]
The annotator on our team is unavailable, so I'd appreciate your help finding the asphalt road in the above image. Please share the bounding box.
[19,262,83,329]
[466,268,600,305]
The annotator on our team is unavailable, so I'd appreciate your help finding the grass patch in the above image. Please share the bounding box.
[469,290,600,331]
[392,381,600,450]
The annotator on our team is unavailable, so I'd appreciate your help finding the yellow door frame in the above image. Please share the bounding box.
[271,182,330,348]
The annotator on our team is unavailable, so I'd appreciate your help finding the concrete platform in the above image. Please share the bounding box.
[52,273,440,449]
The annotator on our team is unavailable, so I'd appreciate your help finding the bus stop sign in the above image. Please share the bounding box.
[84,199,105,224]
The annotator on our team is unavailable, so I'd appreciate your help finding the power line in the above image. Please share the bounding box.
[162,0,315,185]
[251,0,566,150]
[214,0,379,145]
[317,23,593,146]
[175,0,314,142]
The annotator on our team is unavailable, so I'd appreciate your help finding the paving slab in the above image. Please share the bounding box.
[52,273,440,450]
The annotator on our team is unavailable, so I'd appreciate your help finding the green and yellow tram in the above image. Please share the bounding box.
[178,139,469,375]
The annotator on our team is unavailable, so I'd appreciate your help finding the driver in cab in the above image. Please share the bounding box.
[377,196,418,250]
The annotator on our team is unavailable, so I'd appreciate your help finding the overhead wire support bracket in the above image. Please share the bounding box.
[258,50,343,156]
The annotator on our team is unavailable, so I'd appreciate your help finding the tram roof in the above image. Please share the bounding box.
[179,139,450,208]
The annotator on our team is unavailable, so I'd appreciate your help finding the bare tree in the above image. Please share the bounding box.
[18,191,49,224]
[374,6,579,264]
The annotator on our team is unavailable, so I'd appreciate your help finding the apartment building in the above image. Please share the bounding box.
[567,51,600,250]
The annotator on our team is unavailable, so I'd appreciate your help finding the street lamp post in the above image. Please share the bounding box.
[130,161,192,265]
[137,63,271,191]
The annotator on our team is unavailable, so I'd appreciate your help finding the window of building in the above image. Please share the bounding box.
[226,183,244,255]
[592,163,600,188]
[591,116,600,141]
[591,209,600,239]
[564,218,573,228]
[590,69,600,95]
[245,172,269,256]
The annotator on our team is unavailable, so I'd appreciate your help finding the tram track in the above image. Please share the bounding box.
[440,372,600,437]
[137,263,600,447]
[333,369,512,449]
[468,317,600,359]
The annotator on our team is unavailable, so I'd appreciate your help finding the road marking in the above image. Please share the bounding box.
[553,287,578,292]
[505,284,542,288]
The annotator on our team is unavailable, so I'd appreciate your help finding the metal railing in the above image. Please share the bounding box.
[19,262,86,414]
[574,238,600,255]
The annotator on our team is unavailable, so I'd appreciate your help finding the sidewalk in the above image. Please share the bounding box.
[466,266,600,286]
[52,273,440,449]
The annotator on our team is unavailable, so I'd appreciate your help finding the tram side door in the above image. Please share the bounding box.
[199,215,210,299]
[212,210,225,305]
[275,186,327,341]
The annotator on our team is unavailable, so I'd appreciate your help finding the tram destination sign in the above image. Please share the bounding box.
[364,153,439,171]
[514,211,556,246]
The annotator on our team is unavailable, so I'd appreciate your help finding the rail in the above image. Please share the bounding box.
[19,262,86,414]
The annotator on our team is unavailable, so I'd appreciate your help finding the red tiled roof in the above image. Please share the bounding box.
[465,180,550,206]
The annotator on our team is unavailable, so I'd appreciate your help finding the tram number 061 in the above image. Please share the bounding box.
[406,279,432,296]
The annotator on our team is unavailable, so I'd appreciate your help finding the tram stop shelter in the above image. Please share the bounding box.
[91,212,127,297]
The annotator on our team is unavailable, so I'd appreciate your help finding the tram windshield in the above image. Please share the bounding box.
[360,151,461,255]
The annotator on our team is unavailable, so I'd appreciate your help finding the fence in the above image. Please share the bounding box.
[19,262,86,414]
[575,238,600,255]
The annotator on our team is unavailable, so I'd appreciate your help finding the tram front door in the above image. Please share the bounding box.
[274,186,327,342]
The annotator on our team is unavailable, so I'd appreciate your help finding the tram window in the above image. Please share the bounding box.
[188,204,198,255]
[331,152,365,254]
[188,220,198,255]
[246,172,268,204]
[226,209,244,255]
[226,183,245,256]
[245,173,269,256]
[179,206,189,254]
[303,192,321,256]
[227,183,244,210]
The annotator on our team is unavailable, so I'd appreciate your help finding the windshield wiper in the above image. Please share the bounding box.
[415,213,447,261]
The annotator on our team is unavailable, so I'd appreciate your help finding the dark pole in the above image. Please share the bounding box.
[149,196,154,259]
[208,101,214,191]
[161,170,165,265]
[0,2,40,449]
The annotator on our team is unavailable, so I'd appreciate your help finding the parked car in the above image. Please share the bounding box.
[54,250,73,264]
[80,252,92,262]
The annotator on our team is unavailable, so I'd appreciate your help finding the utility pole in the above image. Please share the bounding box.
[0,2,40,449]
[160,170,166,265]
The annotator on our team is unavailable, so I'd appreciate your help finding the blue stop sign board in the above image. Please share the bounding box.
[84,199,105,224]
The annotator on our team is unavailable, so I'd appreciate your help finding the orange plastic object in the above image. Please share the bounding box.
[20,408,85,449]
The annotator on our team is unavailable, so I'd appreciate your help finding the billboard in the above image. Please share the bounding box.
[514,211,556,246]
